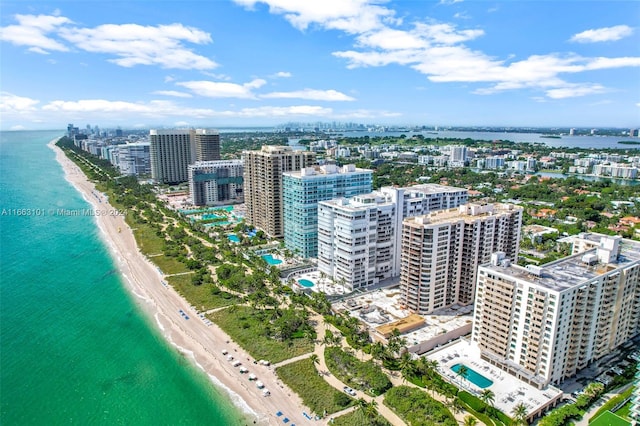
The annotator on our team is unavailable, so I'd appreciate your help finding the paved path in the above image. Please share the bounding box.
[272,352,313,368]
[309,314,477,425]
[164,271,195,277]
[310,316,408,426]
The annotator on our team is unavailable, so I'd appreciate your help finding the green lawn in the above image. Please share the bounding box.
[209,306,313,364]
[151,254,189,275]
[131,222,166,255]
[332,408,391,426]
[590,411,631,426]
[384,386,457,426]
[276,358,354,415]
[324,346,391,396]
[167,274,240,311]
[613,400,633,420]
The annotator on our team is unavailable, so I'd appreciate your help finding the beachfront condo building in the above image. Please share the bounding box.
[193,129,220,162]
[243,146,315,238]
[472,235,640,389]
[318,184,469,291]
[401,203,523,314]
[283,164,373,258]
[188,160,244,206]
[149,129,196,184]
[116,142,151,176]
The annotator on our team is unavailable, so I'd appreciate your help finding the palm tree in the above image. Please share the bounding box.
[303,328,315,344]
[365,399,378,420]
[456,364,469,386]
[370,341,385,363]
[479,389,496,409]
[356,398,368,414]
[310,354,319,366]
[463,415,478,426]
[399,352,415,382]
[511,402,528,425]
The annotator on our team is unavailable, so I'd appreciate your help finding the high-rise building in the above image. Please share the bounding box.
[283,164,372,258]
[149,129,195,184]
[242,146,315,238]
[318,184,469,291]
[449,145,468,167]
[472,235,640,389]
[188,160,244,206]
[116,142,151,176]
[401,203,522,314]
[192,129,220,161]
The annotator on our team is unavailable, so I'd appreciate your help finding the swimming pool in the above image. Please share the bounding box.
[451,363,493,388]
[227,234,240,243]
[261,254,282,265]
[298,279,314,288]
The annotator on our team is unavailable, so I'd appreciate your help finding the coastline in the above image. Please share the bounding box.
[49,139,311,426]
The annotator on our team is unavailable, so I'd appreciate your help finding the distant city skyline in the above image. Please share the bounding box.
[1,1,639,130]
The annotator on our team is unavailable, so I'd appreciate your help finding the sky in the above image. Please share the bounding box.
[1,1,639,131]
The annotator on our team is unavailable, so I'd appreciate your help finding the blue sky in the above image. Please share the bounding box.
[1,1,639,130]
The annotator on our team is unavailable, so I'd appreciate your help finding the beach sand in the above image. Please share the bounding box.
[50,140,311,426]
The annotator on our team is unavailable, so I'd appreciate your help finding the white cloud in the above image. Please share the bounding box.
[59,23,216,69]
[570,25,634,43]
[334,109,402,119]
[272,71,292,78]
[202,72,233,80]
[152,90,193,98]
[177,79,266,98]
[454,12,471,20]
[10,125,27,131]
[233,0,398,34]
[222,105,333,117]
[238,1,638,100]
[0,92,40,112]
[0,14,71,53]
[261,89,355,101]
[337,44,640,99]
[43,99,160,113]
[545,84,607,99]
[174,121,190,126]
[1,14,217,70]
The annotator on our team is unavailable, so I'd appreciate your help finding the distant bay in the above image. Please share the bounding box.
[0,131,246,425]
[327,130,637,150]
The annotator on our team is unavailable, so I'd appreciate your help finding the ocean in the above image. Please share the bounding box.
[0,131,246,425]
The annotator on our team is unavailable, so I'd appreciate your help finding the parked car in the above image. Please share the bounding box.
[343,386,356,396]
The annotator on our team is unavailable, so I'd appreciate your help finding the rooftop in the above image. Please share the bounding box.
[482,237,640,292]
[405,203,522,226]
[334,288,473,347]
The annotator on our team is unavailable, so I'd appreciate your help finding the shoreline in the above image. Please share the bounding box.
[49,139,311,426]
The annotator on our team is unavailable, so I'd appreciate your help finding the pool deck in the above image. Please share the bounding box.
[291,271,349,295]
[425,340,563,419]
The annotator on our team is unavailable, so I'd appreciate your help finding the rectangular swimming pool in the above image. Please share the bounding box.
[451,363,493,388]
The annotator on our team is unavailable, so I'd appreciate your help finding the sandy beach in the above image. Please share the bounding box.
[50,140,311,426]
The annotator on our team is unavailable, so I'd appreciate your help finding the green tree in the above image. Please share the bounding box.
[310,354,319,366]
[479,389,496,409]
[456,364,469,386]
[512,402,528,425]
[463,415,478,426]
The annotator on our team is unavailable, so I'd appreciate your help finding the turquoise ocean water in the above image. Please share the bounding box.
[0,131,247,425]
